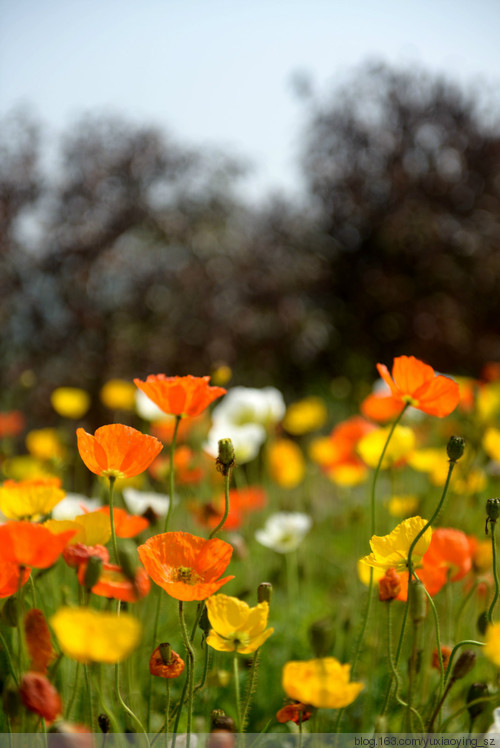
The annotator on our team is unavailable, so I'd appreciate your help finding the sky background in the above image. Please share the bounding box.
[1,0,499,202]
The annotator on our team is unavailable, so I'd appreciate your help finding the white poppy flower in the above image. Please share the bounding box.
[255,512,312,554]
[211,386,285,429]
[51,493,101,519]
[122,487,170,517]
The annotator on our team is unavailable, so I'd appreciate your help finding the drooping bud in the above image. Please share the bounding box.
[83,555,102,590]
[199,605,211,636]
[451,650,476,681]
[447,436,465,463]
[467,682,489,720]
[409,579,427,623]
[486,498,500,534]
[257,582,273,604]
[159,642,172,665]
[118,540,139,583]
[216,438,236,477]
[477,611,489,635]
[210,709,236,732]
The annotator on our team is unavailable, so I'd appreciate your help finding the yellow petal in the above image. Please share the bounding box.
[51,387,91,419]
[206,630,236,653]
[362,516,431,572]
[357,559,385,586]
[282,658,363,709]
[241,602,269,638]
[206,595,250,637]
[237,627,274,654]
[357,426,415,469]
[45,519,85,543]
[485,622,500,667]
[74,511,111,545]
[50,608,141,664]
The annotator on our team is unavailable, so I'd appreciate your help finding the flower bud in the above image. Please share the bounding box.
[451,650,476,681]
[1,596,18,627]
[98,714,110,733]
[477,611,489,635]
[216,438,236,476]
[159,642,172,664]
[378,568,401,602]
[276,702,312,724]
[83,555,102,590]
[447,436,465,462]
[257,582,273,604]
[210,710,236,732]
[486,498,500,526]
[199,606,211,636]
[409,579,427,623]
[118,540,139,583]
[467,682,489,720]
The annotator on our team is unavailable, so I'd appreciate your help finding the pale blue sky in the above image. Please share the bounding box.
[1,0,499,200]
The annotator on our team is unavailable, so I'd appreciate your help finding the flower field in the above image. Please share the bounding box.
[1,358,500,739]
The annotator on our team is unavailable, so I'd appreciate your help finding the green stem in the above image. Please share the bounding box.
[164,415,181,533]
[488,520,499,624]
[65,661,81,720]
[440,695,497,731]
[242,651,260,730]
[454,580,479,640]
[193,639,210,696]
[233,653,242,732]
[16,566,27,677]
[0,631,19,687]
[108,476,119,563]
[209,466,231,539]
[174,601,195,748]
[115,662,150,740]
[90,666,120,733]
[443,640,485,686]
[370,404,408,535]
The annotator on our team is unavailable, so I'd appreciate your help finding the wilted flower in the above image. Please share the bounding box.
[206,594,273,654]
[255,512,312,554]
[50,607,141,663]
[282,657,363,709]
[25,609,55,674]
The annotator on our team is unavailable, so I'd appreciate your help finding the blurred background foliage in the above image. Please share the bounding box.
[1,61,500,426]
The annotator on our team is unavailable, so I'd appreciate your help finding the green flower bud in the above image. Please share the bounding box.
[257,582,273,604]
[199,606,211,636]
[210,710,236,732]
[83,555,102,590]
[467,682,489,720]
[118,540,138,583]
[447,436,465,462]
[477,611,489,635]
[409,579,427,623]
[451,650,476,681]
[486,498,500,523]
[216,438,236,476]
[159,642,172,665]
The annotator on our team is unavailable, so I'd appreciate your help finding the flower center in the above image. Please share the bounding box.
[175,566,202,585]
[225,631,251,648]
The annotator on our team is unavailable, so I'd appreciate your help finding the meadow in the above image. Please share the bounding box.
[1,356,500,741]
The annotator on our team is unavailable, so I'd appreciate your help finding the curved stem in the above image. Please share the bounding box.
[440,695,497,731]
[444,640,485,686]
[209,468,231,539]
[115,662,150,741]
[488,520,499,624]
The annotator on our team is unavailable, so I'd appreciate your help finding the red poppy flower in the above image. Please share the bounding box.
[76,424,163,479]
[376,356,460,418]
[0,522,76,568]
[0,410,25,439]
[62,543,109,569]
[133,374,226,418]
[276,702,312,724]
[78,562,150,602]
[97,507,149,537]
[20,672,62,722]
[0,561,30,598]
[138,531,234,601]
[397,527,472,601]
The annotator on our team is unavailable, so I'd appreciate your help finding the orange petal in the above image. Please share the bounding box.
[413,375,460,417]
[391,356,435,395]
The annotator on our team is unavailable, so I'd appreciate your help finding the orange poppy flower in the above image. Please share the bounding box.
[97,507,149,537]
[78,562,150,602]
[376,356,460,418]
[149,645,185,678]
[76,424,163,479]
[149,445,204,485]
[0,522,76,568]
[360,392,405,423]
[133,374,226,419]
[397,527,472,601]
[138,531,234,601]
[0,410,25,439]
[195,486,267,531]
[276,702,312,724]
[0,561,30,598]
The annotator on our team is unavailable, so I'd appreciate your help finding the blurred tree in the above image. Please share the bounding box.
[300,62,500,377]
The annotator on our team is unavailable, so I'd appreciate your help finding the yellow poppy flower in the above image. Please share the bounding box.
[484,623,500,667]
[309,436,339,467]
[267,439,305,488]
[357,559,385,586]
[360,516,432,572]
[0,478,65,520]
[357,425,415,469]
[282,657,363,709]
[478,383,500,422]
[484,427,500,464]
[206,594,273,654]
[327,463,368,486]
[45,510,111,546]
[282,397,327,435]
[51,387,90,419]
[1,456,52,481]
[26,428,66,461]
[100,379,136,411]
[50,608,141,664]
